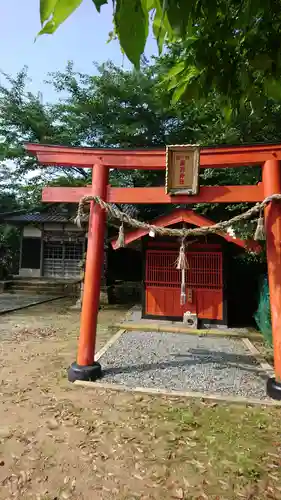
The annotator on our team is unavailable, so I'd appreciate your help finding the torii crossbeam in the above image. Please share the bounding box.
[25,142,281,400]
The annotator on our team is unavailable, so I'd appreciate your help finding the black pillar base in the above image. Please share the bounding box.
[266,377,281,400]
[68,361,102,383]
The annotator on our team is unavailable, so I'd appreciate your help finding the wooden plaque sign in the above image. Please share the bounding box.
[166,145,200,195]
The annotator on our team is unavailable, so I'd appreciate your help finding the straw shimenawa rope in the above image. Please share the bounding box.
[74,193,281,241]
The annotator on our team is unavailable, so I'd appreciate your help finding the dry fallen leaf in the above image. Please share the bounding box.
[172,487,184,499]
[133,474,144,480]
[46,418,59,430]
[183,477,191,488]
[198,492,208,500]
[0,427,11,439]
[61,492,71,499]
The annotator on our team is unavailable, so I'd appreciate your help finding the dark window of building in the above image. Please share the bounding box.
[21,238,41,269]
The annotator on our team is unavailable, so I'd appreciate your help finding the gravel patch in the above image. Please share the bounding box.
[100,331,269,399]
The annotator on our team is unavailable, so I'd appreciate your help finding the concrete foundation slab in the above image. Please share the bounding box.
[0,293,62,314]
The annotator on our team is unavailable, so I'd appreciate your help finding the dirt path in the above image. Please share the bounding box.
[0,299,280,500]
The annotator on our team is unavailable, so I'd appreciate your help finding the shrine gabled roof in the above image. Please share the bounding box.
[111,208,261,253]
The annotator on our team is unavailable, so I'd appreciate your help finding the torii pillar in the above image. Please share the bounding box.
[68,163,109,382]
[263,159,281,399]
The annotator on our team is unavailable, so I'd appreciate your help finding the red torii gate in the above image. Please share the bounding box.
[25,142,281,400]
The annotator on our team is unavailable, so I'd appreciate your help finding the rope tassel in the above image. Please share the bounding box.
[74,215,82,229]
[116,222,125,248]
[176,238,188,306]
[254,211,266,241]
[180,269,186,305]
[176,239,188,270]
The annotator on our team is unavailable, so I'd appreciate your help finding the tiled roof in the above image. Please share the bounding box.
[1,205,78,224]
[1,201,139,225]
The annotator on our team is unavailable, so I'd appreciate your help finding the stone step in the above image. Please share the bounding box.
[9,286,74,292]
[10,289,77,295]
[8,280,80,296]
[11,280,80,286]
[9,283,79,290]
[9,285,77,292]
[7,289,65,296]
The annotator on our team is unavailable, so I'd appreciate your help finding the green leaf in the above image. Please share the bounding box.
[40,0,58,24]
[183,65,201,83]
[152,6,165,52]
[114,0,149,68]
[264,79,281,101]
[251,54,272,71]
[166,61,186,78]
[166,65,201,96]
[171,81,187,103]
[38,0,83,36]
[167,76,178,91]
[223,105,233,122]
[91,0,108,12]
[164,0,192,37]
[38,20,57,34]
[150,0,173,53]
[141,0,155,10]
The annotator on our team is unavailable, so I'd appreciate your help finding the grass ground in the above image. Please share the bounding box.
[0,298,280,500]
[253,340,275,366]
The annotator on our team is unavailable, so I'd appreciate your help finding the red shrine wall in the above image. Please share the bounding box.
[143,241,224,323]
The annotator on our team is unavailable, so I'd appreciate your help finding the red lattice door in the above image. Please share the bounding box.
[145,250,223,320]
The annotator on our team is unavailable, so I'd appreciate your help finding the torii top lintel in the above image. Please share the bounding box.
[25,142,281,170]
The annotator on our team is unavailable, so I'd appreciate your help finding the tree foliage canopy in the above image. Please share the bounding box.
[38,0,281,110]
[2,56,281,227]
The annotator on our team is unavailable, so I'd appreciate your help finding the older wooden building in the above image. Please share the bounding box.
[3,205,86,279]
